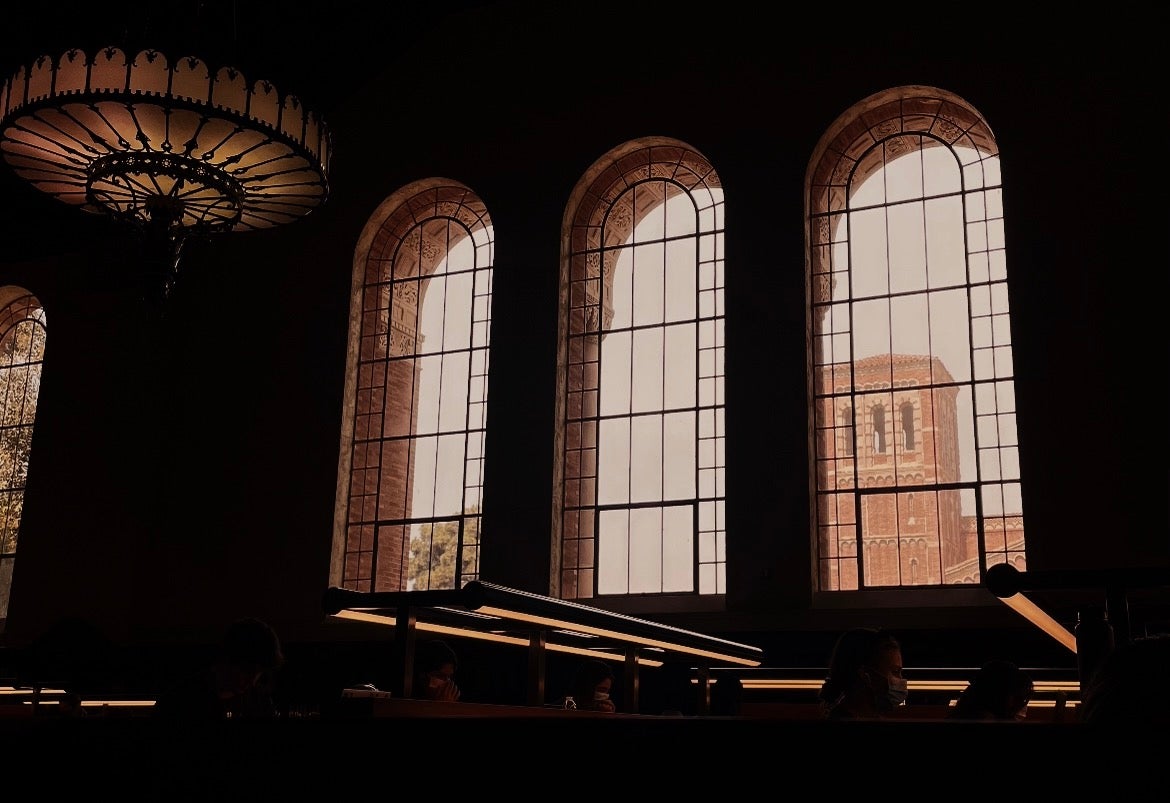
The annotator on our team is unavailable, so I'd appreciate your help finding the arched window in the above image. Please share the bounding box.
[332,180,494,592]
[840,406,854,457]
[554,138,725,601]
[808,87,1027,591]
[0,288,46,624]
[871,404,887,454]
[900,401,916,451]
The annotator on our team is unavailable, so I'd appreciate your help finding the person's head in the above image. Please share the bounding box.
[710,675,744,716]
[1081,634,1170,725]
[572,658,615,706]
[217,617,283,699]
[820,627,906,715]
[414,639,458,693]
[956,659,1033,720]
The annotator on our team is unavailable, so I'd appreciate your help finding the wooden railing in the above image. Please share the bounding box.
[322,581,765,712]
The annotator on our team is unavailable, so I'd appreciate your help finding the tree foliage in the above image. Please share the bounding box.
[408,509,480,591]
[0,313,46,556]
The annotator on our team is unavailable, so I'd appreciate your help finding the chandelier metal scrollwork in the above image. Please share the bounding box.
[88,150,247,230]
[0,45,332,298]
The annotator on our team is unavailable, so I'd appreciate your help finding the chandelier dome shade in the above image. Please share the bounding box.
[0,45,331,237]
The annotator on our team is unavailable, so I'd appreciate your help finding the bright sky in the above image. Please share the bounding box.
[596,190,725,594]
[822,145,1021,516]
[410,231,491,523]
[400,144,1021,592]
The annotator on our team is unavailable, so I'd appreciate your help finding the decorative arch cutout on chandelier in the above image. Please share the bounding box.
[0,45,331,236]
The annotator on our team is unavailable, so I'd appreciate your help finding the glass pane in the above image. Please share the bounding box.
[443,227,474,273]
[597,510,629,594]
[630,415,664,504]
[631,328,664,413]
[632,243,665,327]
[393,230,421,278]
[663,323,696,408]
[849,207,889,297]
[949,384,976,483]
[599,330,631,416]
[598,417,631,505]
[853,298,892,363]
[888,201,927,294]
[438,351,470,432]
[996,407,1018,448]
[890,294,929,358]
[610,249,634,330]
[634,188,667,243]
[629,507,663,593]
[699,234,718,268]
[377,439,410,520]
[663,412,696,500]
[414,354,442,434]
[885,147,923,204]
[928,289,971,382]
[1002,481,1023,516]
[433,434,465,515]
[664,240,696,321]
[925,196,965,288]
[922,146,961,196]
[417,275,442,355]
[850,166,885,207]
[441,271,473,350]
[667,190,699,237]
[408,435,437,516]
[663,505,694,593]
[860,493,899,587]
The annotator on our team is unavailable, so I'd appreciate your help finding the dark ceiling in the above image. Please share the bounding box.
[1,1,499,116]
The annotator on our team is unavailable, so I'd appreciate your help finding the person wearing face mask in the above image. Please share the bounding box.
[819,627,907,720]
[566,658,617,713]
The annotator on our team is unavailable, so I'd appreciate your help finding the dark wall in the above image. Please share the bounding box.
[1,3,1165,675]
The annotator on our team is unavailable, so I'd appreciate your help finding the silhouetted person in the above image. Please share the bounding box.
[1081,634,1170,725]
[153,617,284,720]
[657,662,697,716]
[709,675,744,716]
[947,659,1033,721]
[819,627,906,719]
[22,616,116,699]
[411,639,461,702]
[566,658,616,713]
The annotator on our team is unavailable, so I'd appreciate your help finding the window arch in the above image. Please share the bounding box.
[554,138,725,601]
[808,86,1027,592]
[332,179,494,592]
[840,406,854,457]
[0,288,46,624]
[871,404,887,455]
[900,400,916,451]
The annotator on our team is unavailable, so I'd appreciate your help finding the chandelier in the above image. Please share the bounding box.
[0,43,331,300]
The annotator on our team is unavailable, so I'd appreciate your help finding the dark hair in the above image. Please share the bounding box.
[949,659,1033,720]
[221,618,283,672]
[415,639,458,674]
[819,627,900,707]
[571,658,616,701]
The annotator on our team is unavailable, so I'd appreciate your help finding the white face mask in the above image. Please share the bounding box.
[886,677,909,708]
[593,691,610,702]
